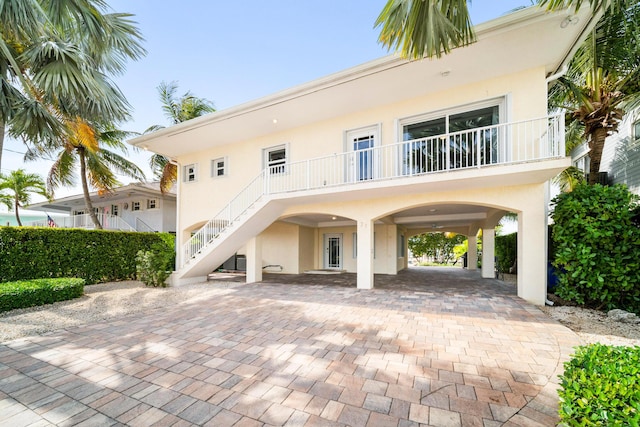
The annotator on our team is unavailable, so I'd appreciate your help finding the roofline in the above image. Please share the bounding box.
[131,5,578,149]
[27,182,175,210]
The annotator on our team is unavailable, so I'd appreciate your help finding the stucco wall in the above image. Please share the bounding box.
[175,67,548,239]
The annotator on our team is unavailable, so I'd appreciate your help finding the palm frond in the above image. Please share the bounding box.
[375,0,475,59]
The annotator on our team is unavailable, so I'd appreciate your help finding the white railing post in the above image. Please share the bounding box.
[476,129,482,168]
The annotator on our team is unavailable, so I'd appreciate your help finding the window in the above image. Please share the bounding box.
[211,157,227,178]
[264,145,287,174]
[183,164,197,182]
[399,99,504,173]
[147,199,157,209]
[398,234,405,258]
[132,201,141,211]
[111,205,119,216]
[634,119,640,141]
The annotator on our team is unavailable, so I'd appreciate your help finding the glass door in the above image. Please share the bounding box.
[323,233,343,269]
[347,126,378,182]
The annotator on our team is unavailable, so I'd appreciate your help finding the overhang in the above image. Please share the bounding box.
[130,6,596,159]
[27,182,176,214]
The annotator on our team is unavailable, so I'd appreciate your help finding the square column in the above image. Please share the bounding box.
[467,235,478,270]
[246,236,263,283]
[517,184,548,305]
[481,228,496,278]
[356,219,374,289]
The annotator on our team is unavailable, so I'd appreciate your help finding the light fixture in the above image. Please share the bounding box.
[440,70,451,77]
[272,119,278,124]
[560,15,579,28]
[142,145,149,151]
[429,208,437,212]
[331,216,337,220]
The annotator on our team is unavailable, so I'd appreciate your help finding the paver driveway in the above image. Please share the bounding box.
[0,268,580,426]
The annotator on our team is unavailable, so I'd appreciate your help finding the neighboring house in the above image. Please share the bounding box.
[27,182,176,233]
[130,6,596,305]
[572,109,640,193]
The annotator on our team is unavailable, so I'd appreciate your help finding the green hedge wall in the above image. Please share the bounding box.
[495,232,517,274]
[0,227,174,284]
[0,278,85,312]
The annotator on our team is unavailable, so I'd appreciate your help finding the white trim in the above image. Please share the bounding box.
[183,163,198,183]
[211,157,228,178]
[263,144,289,174]
[397,96,507,137]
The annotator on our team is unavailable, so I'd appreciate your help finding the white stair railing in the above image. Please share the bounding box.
[181,114,565,267]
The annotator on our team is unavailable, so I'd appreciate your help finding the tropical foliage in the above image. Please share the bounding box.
[549,0,640,184]
[146,81,216,193]
[0,169,49,226]
[0,0,146,170]
[551,183,640,312]
[408,232,466,264]
[28,122,145,229]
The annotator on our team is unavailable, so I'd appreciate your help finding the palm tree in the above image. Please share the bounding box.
[0,169,49,226]
[548,1,640,184]
[0,0,146,170]
[146,81,216,193]
[30,120,145,229]
[375,1,615,60]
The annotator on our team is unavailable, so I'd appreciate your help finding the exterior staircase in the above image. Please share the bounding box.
[172,114,565,284]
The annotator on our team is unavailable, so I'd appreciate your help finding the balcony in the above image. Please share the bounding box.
[182,114,565,268]
[26,213,136,231]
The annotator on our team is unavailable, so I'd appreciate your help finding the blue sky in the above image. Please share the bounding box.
[2,0,533,209]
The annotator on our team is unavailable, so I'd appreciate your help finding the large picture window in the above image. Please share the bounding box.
[400,99,504,173]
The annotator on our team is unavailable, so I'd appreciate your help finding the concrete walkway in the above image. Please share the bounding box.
[0,268,580,426]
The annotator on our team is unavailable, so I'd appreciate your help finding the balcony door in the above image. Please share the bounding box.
[346,125,379,182]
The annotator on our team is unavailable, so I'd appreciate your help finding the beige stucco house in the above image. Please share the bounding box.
[130,6,596,305]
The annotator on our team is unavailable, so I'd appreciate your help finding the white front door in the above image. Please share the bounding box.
[347,126,379,181]
[323,233,343,269]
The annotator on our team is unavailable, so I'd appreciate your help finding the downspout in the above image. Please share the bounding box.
[545,65,568,85]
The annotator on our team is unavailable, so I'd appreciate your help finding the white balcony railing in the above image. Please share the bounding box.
[27,213,135,231]
[182,114,565,267]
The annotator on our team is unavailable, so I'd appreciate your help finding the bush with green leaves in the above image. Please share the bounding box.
[551,184,640,313]
[558,344,640,426]
[0,278,85,312]
[495,232,517,274]
[136,241,174,287]
[0,227,174,284]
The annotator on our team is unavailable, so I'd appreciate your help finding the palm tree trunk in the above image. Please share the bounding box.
[79,147,103,229]
[14,197,22,226]
[588,127,609,185]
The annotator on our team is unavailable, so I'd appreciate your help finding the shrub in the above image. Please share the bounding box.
[495,232,517,274]
[0,227,175,284]
[136,241,174,287]
[0,278,85,312]
[551,184,640,313]
[558,344,640,426]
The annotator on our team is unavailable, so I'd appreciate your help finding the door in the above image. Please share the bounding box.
[323,233,343,269]
[347,126,379,181]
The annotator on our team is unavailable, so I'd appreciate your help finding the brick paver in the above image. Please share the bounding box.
[0,267,580,426]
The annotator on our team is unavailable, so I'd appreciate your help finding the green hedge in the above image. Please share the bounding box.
[552,184,640,312]
[495,232,517,274]
[559,344,640,426]
[0,227,174,284]
[0,278,85,312]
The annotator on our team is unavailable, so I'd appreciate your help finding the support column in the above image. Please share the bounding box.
[246,236,263,283]
[467,235,478,270]
[481,228,495,278]
[517,184,548,305]
[356,219,374,289]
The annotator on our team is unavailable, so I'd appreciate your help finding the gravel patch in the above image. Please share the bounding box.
[0,280,239,343]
